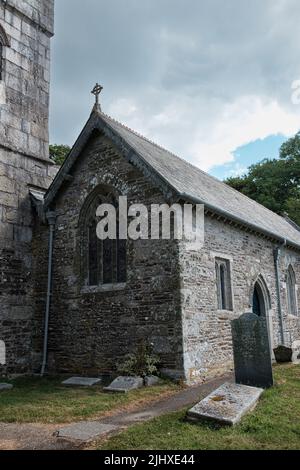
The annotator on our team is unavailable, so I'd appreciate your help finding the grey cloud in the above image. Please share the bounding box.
[50,0,300,170]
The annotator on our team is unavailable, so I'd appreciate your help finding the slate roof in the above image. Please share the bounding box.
[45,108,300,250]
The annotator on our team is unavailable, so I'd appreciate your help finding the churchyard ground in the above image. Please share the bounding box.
[0,376,180,424]
[95,364,300,450]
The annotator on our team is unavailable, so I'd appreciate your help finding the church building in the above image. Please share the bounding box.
[1,1,300,382]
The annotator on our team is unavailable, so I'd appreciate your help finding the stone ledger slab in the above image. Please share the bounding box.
[187,382,264,426]
[104,376,144,393]
[62,377,102,387]
[57,422,118,442]
[0,383,13,391]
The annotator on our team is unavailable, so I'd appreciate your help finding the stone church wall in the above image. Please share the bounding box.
[37,134,184,377]
[0,0,55,374]
[180,215,300,383]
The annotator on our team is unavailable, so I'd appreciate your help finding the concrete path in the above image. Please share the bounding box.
[0,374,233,450]
[57,374,233,446]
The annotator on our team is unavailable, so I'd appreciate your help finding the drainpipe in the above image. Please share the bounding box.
[273,239,287,346]
[41,211,57,376]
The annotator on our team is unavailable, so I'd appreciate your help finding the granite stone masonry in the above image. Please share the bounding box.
[0,0,56,374]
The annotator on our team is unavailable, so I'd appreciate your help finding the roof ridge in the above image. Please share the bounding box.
[101,111,187,159]
[101,112,291,225]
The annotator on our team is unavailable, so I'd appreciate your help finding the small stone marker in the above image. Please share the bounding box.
[0,383,13,391]
[62,377,102,387]
[144,375,161,387]
[273,345,293,363]
[187,382,263,426]
[104,376,144,393]
[57,421,118,442]
[231,312,273,389]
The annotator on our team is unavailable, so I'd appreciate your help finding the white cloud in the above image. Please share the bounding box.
[108,94,300,171]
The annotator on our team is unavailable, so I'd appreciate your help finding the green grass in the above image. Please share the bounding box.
[97,364,300,450]
[0,376,179,424]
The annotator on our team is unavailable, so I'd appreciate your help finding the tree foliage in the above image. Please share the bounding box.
[225,132,300,226]
[49,144,71,166]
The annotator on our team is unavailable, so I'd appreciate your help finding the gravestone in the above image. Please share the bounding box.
[62,377,102,387]
[0,383,13,391]
[231,312,273,389]
[104,376,144,393]
[187,382,263,426]
[144,375,161,387]
[57,422,118,442]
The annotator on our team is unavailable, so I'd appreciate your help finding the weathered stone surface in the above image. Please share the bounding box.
[62,377,102,387]
[273,345,293,363]
[187,382,263,426]
[0,0,56,376]
[292,341,300,364]
[144,375,161,387]
[0,383,13,391]
[57,422,118,442]
[231,312,273,389]
[104,376,144,393]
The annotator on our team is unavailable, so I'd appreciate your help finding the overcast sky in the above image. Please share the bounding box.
[50,0,300,179]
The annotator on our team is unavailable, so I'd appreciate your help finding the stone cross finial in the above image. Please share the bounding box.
[91,83,103,112]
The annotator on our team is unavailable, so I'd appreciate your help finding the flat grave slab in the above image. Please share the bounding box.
[57,421,118,442]
[187,382,263,426]
[0,383,13,391]
[62,377,102,387]
[104,376,144,393]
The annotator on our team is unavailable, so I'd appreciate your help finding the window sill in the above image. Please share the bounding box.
[81,283,127,294]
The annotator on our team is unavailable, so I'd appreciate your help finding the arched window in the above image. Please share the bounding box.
[287,265,297,316]
[0,24,10,81]
[81,186,127,287]
[215,258,233,311]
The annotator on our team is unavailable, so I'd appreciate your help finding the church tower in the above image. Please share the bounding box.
[0,0,55,373]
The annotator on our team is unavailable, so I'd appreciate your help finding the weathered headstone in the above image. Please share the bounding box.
[273,345,293,363]
[0,383,13,391]
[231,312,273,389]
[104,376,144,393]
[187,382,263,426]
[62,377,102,387]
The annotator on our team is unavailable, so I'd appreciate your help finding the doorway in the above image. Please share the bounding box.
[253,281,266,317]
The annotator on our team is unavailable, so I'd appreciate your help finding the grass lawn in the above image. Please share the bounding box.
[97,364,300,450]
[0,376,180,424]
